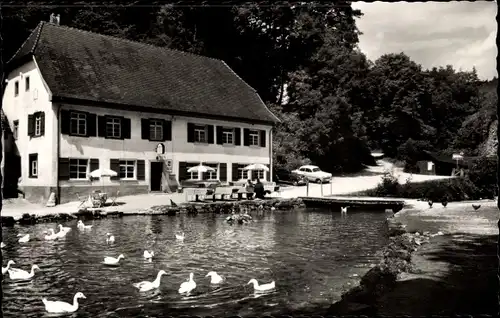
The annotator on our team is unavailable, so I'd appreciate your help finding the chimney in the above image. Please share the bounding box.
[49,13,60,25]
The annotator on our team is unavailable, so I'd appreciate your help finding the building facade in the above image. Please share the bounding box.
[1,20,279,204]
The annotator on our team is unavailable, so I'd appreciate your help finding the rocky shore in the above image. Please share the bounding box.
[0,197,305,227]
[327,213,444,316]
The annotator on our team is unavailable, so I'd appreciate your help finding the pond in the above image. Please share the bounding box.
[2,208,390,317]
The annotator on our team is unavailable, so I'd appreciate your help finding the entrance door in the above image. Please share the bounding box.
[150,162,163,192]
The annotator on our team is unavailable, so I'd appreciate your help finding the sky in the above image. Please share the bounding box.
[352,1,498,80]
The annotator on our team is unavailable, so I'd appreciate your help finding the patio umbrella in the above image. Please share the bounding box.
[90,168,118,193]
[242,163,270,171]
[187,164,215,173]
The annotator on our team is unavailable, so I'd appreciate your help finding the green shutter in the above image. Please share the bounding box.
[90,158,99,180]
[232,163,239,181]
[58,158,70,180]
[219,163,227,181]
[178,161,188,181]
[137,160,145,180]
[110,159,120,180]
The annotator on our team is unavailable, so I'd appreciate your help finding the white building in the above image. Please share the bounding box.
[1,19,279,204]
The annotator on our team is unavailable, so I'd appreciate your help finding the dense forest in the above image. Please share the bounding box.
[1,1,497,174]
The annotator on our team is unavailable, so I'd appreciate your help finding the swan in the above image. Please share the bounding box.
[17,234,30,243]
[106,233,115,244]
[55,228,68,239]
[205,271,224,284]
[2,260,15,275]
[178,272,196,294]
[247,278,275,292]
[44,229,58,240]
[58,224,72,233]
[1,242,5,248]
[8,264,40,280]
[175,232,185,241]
[77,220,92,230]
[42,292,86,314]
[103,254,124,266]
[270,207,276,211]
[133,270,167,292]
[143,250,154,260]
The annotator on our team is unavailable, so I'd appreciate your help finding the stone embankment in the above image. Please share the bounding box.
[327,214,444,315]
[1,198,305,227]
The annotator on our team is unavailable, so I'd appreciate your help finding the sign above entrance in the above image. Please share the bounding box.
[156,143,165,155]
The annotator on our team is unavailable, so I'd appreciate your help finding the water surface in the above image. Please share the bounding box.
[2,209,389,317]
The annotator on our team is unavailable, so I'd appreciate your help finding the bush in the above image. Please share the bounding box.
[468,156,497,199]
[364,170,486,201]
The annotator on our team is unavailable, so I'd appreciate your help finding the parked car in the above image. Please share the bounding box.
[292,165,332,183]
[274,168,307,186]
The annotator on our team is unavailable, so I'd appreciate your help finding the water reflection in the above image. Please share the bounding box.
[2,209,388,317]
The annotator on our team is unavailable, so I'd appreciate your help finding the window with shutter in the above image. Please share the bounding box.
[106,116,122,139]
[58,158,70,180]
[27,114,34,136]
[29,153,38,178]
[69,111,87,136]
[219,163,227,181]
[137,160,146,180]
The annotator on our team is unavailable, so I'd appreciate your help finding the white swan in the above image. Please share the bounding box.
[106,233,115,244]
[2,260,15,275]
[143,250,154,260]
[58,224,71,233]
[178,272,196,294]
[42,292,86,314]
[77,220,92,230]
[55,227,68,239]
[8,264,40,280]
[175,232,185,241]
[17,234,30,243]
[1,242,5,248]
[44,229,58,241]
[206,271,224,284]
[270,207,276,211]
[103,254,124,266]
[341,206,349,214]
[133,270,167,292]
[247,278,276,292]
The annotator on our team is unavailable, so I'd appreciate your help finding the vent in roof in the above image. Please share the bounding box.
[49,13,60,25]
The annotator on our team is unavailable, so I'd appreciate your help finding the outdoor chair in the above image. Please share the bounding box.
[76,193,87,208]
[109,190,120,207]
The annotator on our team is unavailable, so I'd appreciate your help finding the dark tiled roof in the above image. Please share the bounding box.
[8,22,279,124]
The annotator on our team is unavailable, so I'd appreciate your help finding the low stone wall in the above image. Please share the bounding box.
[1,198,305,227]
[327,214,441,315]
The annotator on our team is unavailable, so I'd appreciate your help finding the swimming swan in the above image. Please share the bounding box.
[55,227,68,239]
[103,254,124,266]
[143,250,154,260]
[133,270,167,292]
[106,233,115,244]
[42,292,86,314]
[17,234,30,243]
[1,242,5,248]
[205,271,224,284]
[175,232,185,241]
[58,224,72,233]
[44,229,58,241]
[247,278,275,292]
[2,260,15,275]
[77,220,92,230]
[8,264,40,280]
[178,272,196,294]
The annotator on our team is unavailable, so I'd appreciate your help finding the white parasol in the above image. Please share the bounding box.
[243,163,270,171]
[89,168,118,193]
[187,164,215,173]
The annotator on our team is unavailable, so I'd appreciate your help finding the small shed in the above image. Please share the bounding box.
[417,151,478,176]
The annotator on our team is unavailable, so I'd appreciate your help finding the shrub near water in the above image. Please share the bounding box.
[366,167,494,201]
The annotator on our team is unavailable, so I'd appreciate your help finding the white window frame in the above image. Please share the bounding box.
[70,112,87,136]
[238,164,247,180]
[106,117,122,138]
[194,125,207,143]
[119,160,136,180]
[249,130,259,146]
[222,128,234,145]
[186,162,200,180]
[149,119,163,141]
[13,120,19,139]
[205,163,218,180]
[34,116,42,136]
[29,155,38,177]
[69,158,89,180]
[255,170,265,180]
